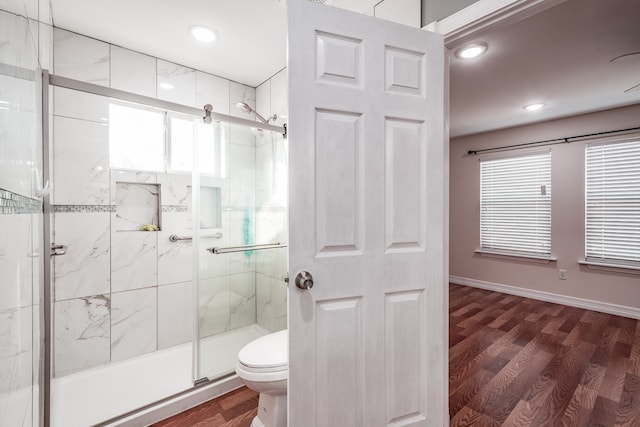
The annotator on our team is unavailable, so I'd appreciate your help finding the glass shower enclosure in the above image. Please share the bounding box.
[46,80,287,425]
[194,124,288,382]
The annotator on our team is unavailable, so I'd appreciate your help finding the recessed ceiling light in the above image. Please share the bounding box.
[159,82,174,90]
[190,26,217,43]
[523,103,545,111]
[455,42,488,59]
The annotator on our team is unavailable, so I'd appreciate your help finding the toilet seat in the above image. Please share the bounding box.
[237,362,287,374]
[236,330,288,383]
[238,330,288,369]
[236,361,288,383]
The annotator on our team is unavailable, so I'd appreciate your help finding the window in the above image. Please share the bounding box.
[585,139,640,267]
[109,103,165,171]
[169,116,222,175]
[109,103,223,176]
[480,151,552,258]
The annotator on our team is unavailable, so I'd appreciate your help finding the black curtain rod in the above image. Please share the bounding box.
[467,126,640,156]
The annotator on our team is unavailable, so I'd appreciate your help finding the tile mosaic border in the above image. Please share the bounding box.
[53,205,193,213]
[0,189,42,214]
[161,205,189,213]
[54,205,116,213]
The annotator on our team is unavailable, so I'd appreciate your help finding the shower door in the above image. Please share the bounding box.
[288,1,447,425]
[49,94,200,426]
[194,122,288,382]
[0,7,44,427]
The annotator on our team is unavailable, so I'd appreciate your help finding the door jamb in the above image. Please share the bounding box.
[423,0,569,46]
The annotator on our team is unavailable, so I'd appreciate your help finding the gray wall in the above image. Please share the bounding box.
[450,104,640,314]
[422,0,479,25]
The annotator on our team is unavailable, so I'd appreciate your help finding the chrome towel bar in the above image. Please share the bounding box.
[169,232,223,242]
[207,242,287,255]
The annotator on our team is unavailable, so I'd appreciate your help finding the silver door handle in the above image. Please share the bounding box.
[295,271,314,290]
[51,244,67,257]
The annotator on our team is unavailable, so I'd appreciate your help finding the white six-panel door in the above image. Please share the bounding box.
[288,1,447,425]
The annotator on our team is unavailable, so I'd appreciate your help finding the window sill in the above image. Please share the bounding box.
[579,260,640,275]
[475,250,557,263]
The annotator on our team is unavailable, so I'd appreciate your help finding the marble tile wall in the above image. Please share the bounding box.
[110,46,156,97]
[111,287,157,362]
[0,5,47,427]
[254,70,289,333]
[53,28,109,87]
[50,27,287,378]
[0,10,40,200]
[158,281,192,350]
[254,209,288,332]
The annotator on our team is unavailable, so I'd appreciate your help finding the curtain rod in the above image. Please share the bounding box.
[467,126,640,156]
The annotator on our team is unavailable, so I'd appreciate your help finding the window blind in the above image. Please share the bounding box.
[585,140,640,266]
[480,152,551,257]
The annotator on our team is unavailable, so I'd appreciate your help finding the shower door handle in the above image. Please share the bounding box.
[51,244,67,257]
[294,271,314,290]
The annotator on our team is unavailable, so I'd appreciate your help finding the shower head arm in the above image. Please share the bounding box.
[251,110,271,124]
[235,102,277,124]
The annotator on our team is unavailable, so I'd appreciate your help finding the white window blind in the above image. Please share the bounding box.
[480,152,552,257]
[585,140,640,266]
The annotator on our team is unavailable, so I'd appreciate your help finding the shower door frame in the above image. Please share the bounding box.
[40,72,285,426]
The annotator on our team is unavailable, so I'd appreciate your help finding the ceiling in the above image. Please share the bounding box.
[48,0,640,137]
[51,0,288,87]
[448,0,640,137]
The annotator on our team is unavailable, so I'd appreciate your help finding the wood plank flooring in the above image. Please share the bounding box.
[449,283,640,426]
[155,284,640,426]
[152,386,258,427]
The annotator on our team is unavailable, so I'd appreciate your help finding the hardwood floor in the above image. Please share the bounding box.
[152,386,258,427]
[155,284,640,426]
[449,283,640,426]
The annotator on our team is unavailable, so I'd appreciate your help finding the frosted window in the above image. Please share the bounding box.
[169,116,220,175]
[109,104,164,171]
[480,151,551,257]
[169,117,194,172]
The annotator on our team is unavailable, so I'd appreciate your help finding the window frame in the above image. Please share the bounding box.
[583,135,640,272]
[478,149,553,261]
[108,102,224,177]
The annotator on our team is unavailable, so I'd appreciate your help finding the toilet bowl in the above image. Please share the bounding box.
[236,330,288,427]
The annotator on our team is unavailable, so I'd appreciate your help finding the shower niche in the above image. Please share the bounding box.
[115,182,161,231]
[191,185,222,231]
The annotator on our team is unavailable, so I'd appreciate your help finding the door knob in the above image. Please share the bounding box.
[294,271,314,290]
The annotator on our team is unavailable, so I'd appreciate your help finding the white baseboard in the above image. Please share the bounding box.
[449,275,640,320]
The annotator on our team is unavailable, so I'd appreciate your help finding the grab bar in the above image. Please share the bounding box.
[207,242,287,255]
[169,232,223,242]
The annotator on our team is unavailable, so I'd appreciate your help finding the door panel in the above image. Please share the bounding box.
[385,290,426,425]
[385,118,426,251]
[288,1,447,425]
[315,297,364,426]
[315,109,363,255]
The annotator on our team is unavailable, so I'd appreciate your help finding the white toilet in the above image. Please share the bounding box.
[236,330,288,427]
